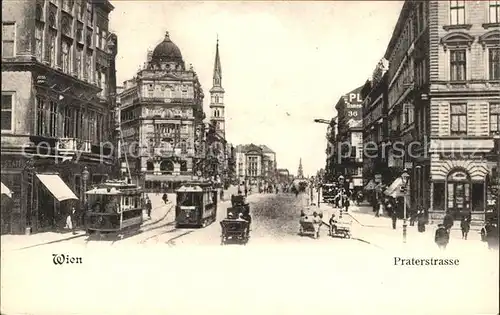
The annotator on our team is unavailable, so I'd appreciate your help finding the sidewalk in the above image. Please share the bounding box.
[345,204,484,250]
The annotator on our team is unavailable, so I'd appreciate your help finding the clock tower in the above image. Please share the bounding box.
[209,36,225,139]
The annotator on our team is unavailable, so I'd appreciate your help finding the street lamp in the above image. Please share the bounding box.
[82,166,90,205]
[338,175,345,217]
[401,169,410,243]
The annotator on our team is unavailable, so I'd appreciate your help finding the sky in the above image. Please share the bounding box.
[109,0,404,177]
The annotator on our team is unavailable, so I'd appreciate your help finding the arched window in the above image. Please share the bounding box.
[61,16,71,36]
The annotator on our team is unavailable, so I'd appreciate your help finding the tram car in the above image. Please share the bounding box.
[175,182,218,228]
[85,180,143,238]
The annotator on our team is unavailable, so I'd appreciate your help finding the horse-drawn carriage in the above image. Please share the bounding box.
[321,183,337,203]
[220,194,251,245]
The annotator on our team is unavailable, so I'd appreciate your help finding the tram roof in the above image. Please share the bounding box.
[176,185,204,193]
[85,186,142,195]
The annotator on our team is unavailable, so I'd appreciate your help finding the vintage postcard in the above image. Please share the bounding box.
[1,0,499,314]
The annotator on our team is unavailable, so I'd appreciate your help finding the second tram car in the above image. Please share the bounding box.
[175,182,218,228]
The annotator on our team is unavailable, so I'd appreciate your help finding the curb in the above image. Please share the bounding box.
[16,233,87,251]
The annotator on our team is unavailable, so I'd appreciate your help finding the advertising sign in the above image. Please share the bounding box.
[344,87,363,129]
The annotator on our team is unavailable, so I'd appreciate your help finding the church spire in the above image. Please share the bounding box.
[298,158,304,178]
[213,35,222,87]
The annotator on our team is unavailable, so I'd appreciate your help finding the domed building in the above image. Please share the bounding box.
[118,31,207,191]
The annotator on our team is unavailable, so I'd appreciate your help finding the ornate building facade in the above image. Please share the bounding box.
[1,0,117,234]
[118,32,206,192]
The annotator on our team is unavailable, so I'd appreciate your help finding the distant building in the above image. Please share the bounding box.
[235,144,277,188]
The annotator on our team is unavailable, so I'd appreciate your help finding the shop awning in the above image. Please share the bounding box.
[36,174,79,201]
[1,182,13,198]
[364,180,376,190]
[384,178,410,198]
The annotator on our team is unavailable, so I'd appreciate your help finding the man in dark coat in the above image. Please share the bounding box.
[485,219,499,250]
[391,202,398,230]
[443,210,454,231]
[162,193,168,204]
[460,213,471,240]
[435,224,450,250]
[417,208,426,233]
[146,197,152,219]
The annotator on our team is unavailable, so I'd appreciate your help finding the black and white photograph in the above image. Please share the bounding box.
[1,0,499,314]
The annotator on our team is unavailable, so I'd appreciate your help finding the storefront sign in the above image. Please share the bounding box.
[1,159,25,170]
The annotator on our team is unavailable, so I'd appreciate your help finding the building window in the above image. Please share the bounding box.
[87,1,93,25]
[36,3,44,21]
[2,22,15,58]
[490,0,500,23]
[61,40,72,73]
[35,23,44,61]
[49,100,58,137]
[1,93,14,132]
[96,26,101,49]
[76,25,83,42]
[36,96,46,135]
[450,49,466,81]
[76,47,83,78]
[450,0,465,25]
[61,16,71,37]
[48,30,57,67]
[450,103,467,136]
[490,103,500,134]
[63,107,72,137]
[489,48,500,80]
[86,52,92,81]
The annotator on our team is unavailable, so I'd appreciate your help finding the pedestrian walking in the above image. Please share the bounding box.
[435,224,450,250]
[245,187,248,197]
[417,208,426,233]
[220,189,224,201]
[344,196,350,212]
[460,213,471,240]
[391,205,398,230]
[443,210,454,231]
[146,197,152,219]
[162,193,168,204]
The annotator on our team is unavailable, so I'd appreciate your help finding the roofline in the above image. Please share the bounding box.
[383,0,413,60]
